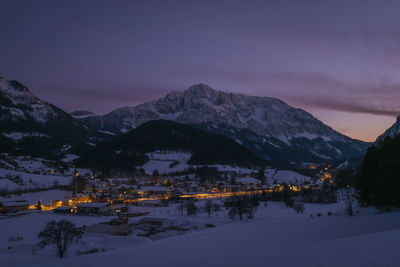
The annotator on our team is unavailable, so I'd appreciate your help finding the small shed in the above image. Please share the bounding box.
[53,207,73,214]
[138,200,168,207]
[0,200,30,213]
[77,202,110,215]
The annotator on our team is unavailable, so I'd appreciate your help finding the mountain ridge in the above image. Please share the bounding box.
[75,83,369,166]
[0,77,107,158]
[374,115,400,145]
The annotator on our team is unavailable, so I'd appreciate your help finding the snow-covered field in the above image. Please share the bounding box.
[0,154,93,193]
[1,201,400,267]
[0,168,72,191]
[143,151,192,174]
[210,164,255,174]
[2,132,50,141]
[0,156,50,173]
[143,151,267,176]
[0,190,72,205]
[267,169,313,184]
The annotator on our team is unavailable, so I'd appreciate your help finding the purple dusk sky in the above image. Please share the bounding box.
[1,0,400,142]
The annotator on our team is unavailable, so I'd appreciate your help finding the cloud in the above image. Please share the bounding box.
[278,76,400,117]
[287,96,400,117]
[196,67,400,117]
[30,83,176,114]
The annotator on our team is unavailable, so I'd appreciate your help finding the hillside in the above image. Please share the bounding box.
[359,115,400,207]
[0,78,107,158]
[359,133,400,207]
[76,120,264,173]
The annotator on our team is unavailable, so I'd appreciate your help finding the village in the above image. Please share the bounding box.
[0,151,342,252]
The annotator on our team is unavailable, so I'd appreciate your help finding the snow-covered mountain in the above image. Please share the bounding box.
[0,77,105,157]
[374,115,400,145]
[76,84,369,166]
[0,78,58,123]
[79,84,341,140]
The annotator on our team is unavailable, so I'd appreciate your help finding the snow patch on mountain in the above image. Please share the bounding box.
[310,150,332,160]
[3,132,50,141]
[0,106,26,120]
[71,114,94,119]
[98,130,116,136]
[70,110,96,119]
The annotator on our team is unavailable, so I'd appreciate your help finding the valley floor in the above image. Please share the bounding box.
[1,202,400,267]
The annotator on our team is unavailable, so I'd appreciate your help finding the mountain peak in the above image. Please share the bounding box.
[0,78,30,94]
[0,78,104,157]
[9,80,30,93]
[0,77,60,123]
[186,83,217,97]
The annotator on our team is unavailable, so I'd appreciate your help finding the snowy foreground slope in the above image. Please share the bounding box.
[3,203,400,267]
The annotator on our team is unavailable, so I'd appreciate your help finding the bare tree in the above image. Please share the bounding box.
[36,200,42,211]
[177,201,186,216]
[248,195,260,219]
[225,196,260,220]
[205,199,213,217]
[293,202,305,213]
[224,196,248,220]
[345,187,353,216]
[186,199,198,216]
[38,220,82,258]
